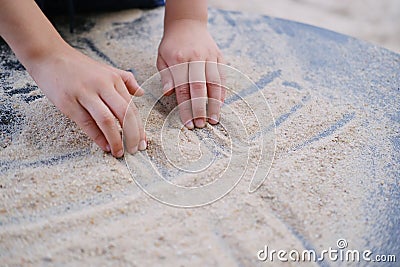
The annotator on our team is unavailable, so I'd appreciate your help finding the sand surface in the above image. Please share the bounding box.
[210,0,400,53]
[1,7,399,267]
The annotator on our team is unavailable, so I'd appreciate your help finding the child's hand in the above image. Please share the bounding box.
[157,19,225,129]
[26,46,146,157]
[0,0,145,158]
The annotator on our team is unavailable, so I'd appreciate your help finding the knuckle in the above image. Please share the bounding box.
[79,117,96,128]
[207,76,220,86]
[110,71,120,82]
[126,71,135,78]
[207,85,220,97]
[124,71,135,82]
[176,85,190,96]
[191,82,206,91]
[173,51,186,63]
[191,49,202,60]
[98,113,115,126]
[92,131,105,144]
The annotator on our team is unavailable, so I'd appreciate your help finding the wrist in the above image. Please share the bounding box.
[163,17,210,41]
[20,37,72,74]
[23,37,68,62]
[164,18,207,32]
[164,0,208,26]
[23,41,77,84]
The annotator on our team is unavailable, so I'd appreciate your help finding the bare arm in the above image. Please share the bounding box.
[0,0,68,69]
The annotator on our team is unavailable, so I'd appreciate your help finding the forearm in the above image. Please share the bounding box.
[164,0,208,27]
[0,0,69,69]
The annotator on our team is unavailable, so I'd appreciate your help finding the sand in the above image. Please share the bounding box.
[1,6,399,267]
[209,0,400,53]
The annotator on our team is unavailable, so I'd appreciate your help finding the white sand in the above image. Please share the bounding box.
[210,0,400,52]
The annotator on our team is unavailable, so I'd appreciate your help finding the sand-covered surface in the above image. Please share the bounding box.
[1,7,399,266]
[210,0,400,53]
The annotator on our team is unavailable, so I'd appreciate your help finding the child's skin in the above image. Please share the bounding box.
[0,0,225,158]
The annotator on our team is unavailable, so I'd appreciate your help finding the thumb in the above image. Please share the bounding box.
[115,68,144,97]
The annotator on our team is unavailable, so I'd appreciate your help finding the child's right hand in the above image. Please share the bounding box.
[26,45,146,158]
[0,0,145,158]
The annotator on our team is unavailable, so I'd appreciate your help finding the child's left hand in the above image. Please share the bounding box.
[157,19,225,129]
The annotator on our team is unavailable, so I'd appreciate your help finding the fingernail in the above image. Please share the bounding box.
[209,114,219,124]
[194,118,206,128]
[129,145,138,154]
[105,144,111,152]
[185,120,194,129]
[116,149,124,158]
[139,140,147,151]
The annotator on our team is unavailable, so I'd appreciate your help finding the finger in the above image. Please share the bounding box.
[79,95,124,158]
[114,75,132,104]
[114,79,146,151]
[175,83,194,129]
[189,61,207,128]
[123,103,145,153]
[100,89,142,154]
[218,57,227,105]
[157,56,175,96]
[170,63,194,129]
[134,103,146,151]
[205,60,221,125]
[112,67,144,97]
[69,104,110,152]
